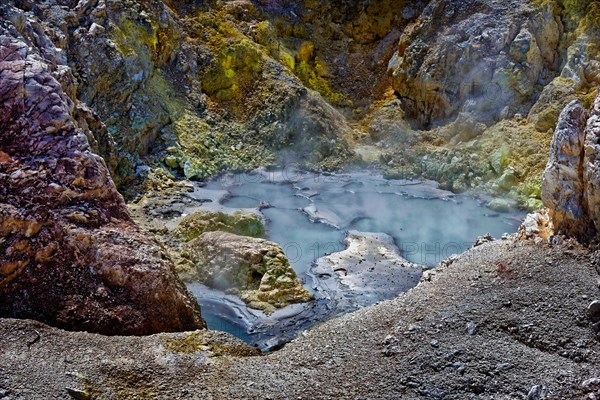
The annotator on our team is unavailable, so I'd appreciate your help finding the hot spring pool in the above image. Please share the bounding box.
[185,169,526,349]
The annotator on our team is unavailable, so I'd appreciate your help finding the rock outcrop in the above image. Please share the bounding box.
[518,208,553,240]
[0,16,204,334]
[374,0,600,206]
[541,100,591,239]
[388,0,561,128]
[0,0,358,194]
[542,90,600,242]
[181,232,313,314]
[584,94,600,235]
[1,0,597,209]
[174,211,265,242]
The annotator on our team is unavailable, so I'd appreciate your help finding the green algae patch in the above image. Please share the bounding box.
[295,60,351,107]
[112,16,178,66]
[489,145,511,175]
[162,332,259,357]
[175,211,265,242]
[297,41,315,62]
[186,8,268,109]
[377,117,553,207]
[146,72,185,119]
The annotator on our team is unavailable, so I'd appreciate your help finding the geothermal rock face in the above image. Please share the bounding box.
[388,0,561,128]
[542,91,600,242]
[0,20,204,334]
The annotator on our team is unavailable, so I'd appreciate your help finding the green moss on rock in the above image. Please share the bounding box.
[201,41,264,102]
[175,211,265,242]
[162,331,259,357]
[170,111,276,179]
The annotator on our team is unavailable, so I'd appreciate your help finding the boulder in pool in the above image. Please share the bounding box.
[486,198,513,213]
[180,232,313,314]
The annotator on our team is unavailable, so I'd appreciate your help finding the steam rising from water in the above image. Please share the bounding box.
[189,169,526,348]
[204,169,524,272]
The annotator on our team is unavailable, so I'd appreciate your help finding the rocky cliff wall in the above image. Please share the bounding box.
[1,0,361,197]
[4,0,598,208]
[375,0,600,208]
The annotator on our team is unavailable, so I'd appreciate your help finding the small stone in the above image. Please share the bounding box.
[466,322,478,336]
[164,155,179,169]
[382,345,401,356]
[587,301,600,322]
[421,270,436,282]
[452,362,466,373]
[527,385,547,400]
[495,363,513,371]
[382,335,401,356]
[66,388,91,400]
[88,23,105,36]
[430,339,439,348]
[582,377,600,393]
[474,233,494,247]
[383,335,397,345]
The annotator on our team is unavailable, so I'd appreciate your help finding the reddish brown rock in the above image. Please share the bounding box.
[0,27,205,335]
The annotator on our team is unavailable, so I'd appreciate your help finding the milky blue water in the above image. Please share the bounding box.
[203,171,524,274]
[193,170,526,345]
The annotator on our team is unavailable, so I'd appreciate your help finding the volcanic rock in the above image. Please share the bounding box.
[0,22,204,335]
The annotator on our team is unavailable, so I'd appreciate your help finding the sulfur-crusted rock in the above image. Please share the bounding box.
[518,209,553,240]
[0,23,204,334]
[174,211,265,242]
[388,0,560,128]
[181,232,313,314]
[0,0,359,196]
